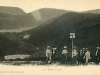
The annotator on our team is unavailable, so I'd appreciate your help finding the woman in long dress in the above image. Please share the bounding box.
[71,46,78,65]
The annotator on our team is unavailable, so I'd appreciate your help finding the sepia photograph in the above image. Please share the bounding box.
[0,0,100,75]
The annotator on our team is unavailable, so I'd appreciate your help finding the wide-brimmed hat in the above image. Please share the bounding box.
[64,46,67,48]
[53,47,57,50]
[85,48,88,50]
[73,46,77,48]
[96,47,100,49]
[85,48,88,51]
[47,46,50,49]
[80,49,82,51]
[82,48,85,49]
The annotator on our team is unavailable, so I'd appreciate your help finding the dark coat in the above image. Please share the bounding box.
[96,50,100,59]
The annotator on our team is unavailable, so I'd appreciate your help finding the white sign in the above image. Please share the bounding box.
[70,33,75,38]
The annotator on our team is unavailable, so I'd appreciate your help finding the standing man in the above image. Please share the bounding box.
[71,46,78,65]
[95,47,100,65]
[52,47,57,62]
[62,46,68,64]
[78,49,83,65]
[46,46,52,64]
[83,48,90,65]
[82,48,86,65]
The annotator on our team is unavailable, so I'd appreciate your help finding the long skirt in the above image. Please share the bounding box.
[62,54,67,64]
[52,53,56,62]
[95,56,100,65]
[78,56,83,65]
[71,56,77,65]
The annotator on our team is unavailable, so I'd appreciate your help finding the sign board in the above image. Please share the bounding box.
[70,33,75,38]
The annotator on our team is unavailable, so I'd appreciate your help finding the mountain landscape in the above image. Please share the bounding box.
[0,6,100,60]
[19,12,100,48]
[0,7,69,30]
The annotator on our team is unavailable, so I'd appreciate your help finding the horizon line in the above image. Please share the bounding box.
[0,6,100,13]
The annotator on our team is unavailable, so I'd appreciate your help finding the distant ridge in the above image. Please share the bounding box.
[84,9,100,14]
[0,6,26,15]
[0,6,100,30]
[0,7,72,30]
[30,8,73,26]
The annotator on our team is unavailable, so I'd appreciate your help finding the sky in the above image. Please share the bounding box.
[0,0,100,13]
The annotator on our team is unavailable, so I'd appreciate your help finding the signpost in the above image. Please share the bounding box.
[70,33,75,58]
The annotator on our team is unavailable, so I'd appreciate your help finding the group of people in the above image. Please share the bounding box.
[61,46,78,65]
[45,46,100,65]
[78,48,90,65]
[46,46,57,63]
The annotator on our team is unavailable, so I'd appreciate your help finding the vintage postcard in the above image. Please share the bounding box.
[0,0,100,75]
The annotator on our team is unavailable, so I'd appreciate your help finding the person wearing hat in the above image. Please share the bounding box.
[95,47,100,65]
[71,46,78,65]
[62,46,68,64]
[82,48,86,65]
[78,49,83,65]
[46,46,52,63]
[52,47,57,62]
[83,48,90,65]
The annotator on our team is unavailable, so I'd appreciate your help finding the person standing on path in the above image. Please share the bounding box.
[82,48,86,65]
[95,47,100,65]
[52,47,57,62]
[62,46,68,64]
[46,46,52,64]
[71,46,78,65]
[78,49,83,65]
[83,48,90,65]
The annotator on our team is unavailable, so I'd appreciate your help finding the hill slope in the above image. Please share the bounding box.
[0,8,72,30]
[1,12,100,58]
[84,9,100,14]
[0,6,26,15]
[30,8,72,25]
[0,13,36,29]
[19,13,100,47]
